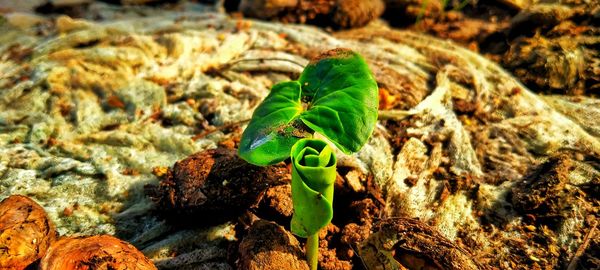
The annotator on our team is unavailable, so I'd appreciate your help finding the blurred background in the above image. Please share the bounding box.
[2,0,598,96]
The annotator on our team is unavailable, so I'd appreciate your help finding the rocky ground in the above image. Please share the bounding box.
[0,1,598,269]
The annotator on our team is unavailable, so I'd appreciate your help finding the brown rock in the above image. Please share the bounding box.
[239,0,298,19]
[146,148,289,225]
[239,0,384,28]
[55,15,92,33]
[319,247,352,270]
[503,33,591,95]
[39,235,156,270]
[0,195,57,270]
[263,183,294,217]
[360,218,484,270]
[340,223,371,246]
[333,0,385,28]
[384,0,445,21]
[238,219,309,270]
[344,169,366,192]
[3,13,48,29]
[495,0,536,10]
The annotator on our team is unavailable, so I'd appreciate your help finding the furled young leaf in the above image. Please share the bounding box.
[238,81,305,166]
[298,48,379,154]
[290,139,336,237]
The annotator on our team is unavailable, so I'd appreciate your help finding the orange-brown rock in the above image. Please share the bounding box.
[39,235,157,270]
[238,0,384,28]
[0,195,57,270]
[238,219,309,270]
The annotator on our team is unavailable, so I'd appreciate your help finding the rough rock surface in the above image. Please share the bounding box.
[238,219,309,270]
[0,2,598,269]
[0,195,57,270]
[40,235,157,270]
[360,217,484,270]
[383,0,600,95]
[238,0,385,29]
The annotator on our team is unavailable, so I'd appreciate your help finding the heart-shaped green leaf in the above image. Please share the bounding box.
[238,81,305,165]
[298,49,379,154]
[238,49,378,165]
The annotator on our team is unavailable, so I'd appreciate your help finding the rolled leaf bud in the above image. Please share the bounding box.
[290,138,337,237]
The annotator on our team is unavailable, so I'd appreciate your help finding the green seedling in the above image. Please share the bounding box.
[238,48,378,270]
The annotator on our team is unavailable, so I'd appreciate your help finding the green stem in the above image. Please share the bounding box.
[306,233,319,270]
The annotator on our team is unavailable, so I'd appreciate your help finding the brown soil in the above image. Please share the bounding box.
[147,144,385,269]
[146,147,289,226]
[511,155,578,225]
[260,182,294,220]
[238,219,309,270]
[472,153,599,269]
[248,166,385,269]
[383,0,600,96]
[384,0,514,48]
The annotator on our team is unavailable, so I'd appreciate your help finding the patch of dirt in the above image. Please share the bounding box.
[500,26,599,95]
[260,182,294,222]
[382,0,600,95]
[312,169,384,269]
[470,220,563,269]
[248,166,384,269]
[238,219,309,270]
[472,153,599,269]
[511,155,575,224]
[146,148,289,226]
[381,119,412,155]
[384,0,514,51]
